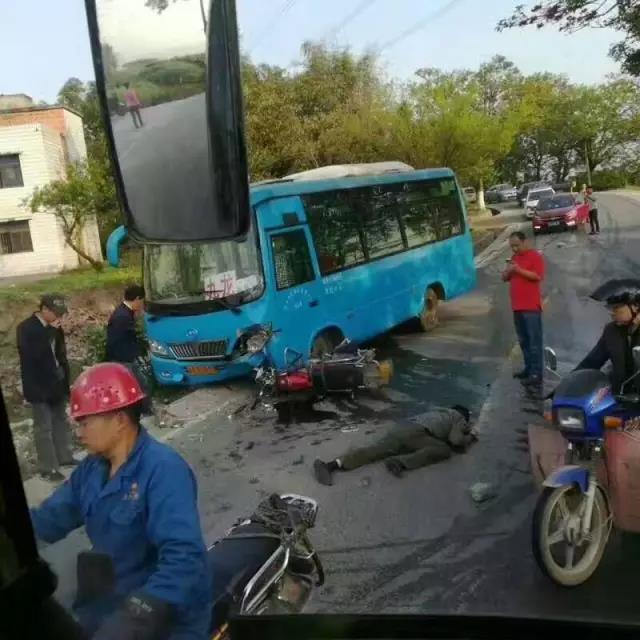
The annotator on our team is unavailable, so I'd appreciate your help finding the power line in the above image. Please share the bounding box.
[324,0,379,41]
[378,0,466,52]
[249,0,299,53]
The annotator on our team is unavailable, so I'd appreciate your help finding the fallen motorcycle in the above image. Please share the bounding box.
[238,325,393,417]
[208,493,323,638]
[531,345,640,587]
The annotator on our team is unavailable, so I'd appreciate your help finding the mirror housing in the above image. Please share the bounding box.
[85,0,250,243]
[106,225,128,268]
[544,347,558,372]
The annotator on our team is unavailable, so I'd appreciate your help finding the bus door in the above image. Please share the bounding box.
[266,226,327,363]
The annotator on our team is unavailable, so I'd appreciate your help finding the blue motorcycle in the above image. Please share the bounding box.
[532,346,640,586]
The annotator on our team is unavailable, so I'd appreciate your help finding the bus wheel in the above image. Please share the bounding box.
[311,330,342,359]
[419,287,440,332]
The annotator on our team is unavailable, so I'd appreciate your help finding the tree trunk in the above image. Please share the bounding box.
[477,177,486,210]
[64,233,103,271]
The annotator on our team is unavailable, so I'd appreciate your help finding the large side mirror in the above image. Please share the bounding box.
[106,225,127,267]
[544,347,558,372]
[85,0,250,242]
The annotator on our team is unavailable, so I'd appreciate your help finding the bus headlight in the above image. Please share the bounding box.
[556,408,584,430]
[149,339,171,358]
[246,331,269,354]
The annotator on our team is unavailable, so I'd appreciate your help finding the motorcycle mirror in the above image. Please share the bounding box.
[85,0,250,242]
[633,346,640,371]
[544,347,558,372]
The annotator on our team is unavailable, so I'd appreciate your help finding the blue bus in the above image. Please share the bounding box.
[108,163,476,386]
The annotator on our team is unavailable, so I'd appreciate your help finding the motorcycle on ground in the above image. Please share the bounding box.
[531,346,640,587]
[208,493,323,639]
[237,325,393,420]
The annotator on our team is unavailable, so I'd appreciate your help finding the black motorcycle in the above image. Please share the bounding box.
[207,493,323,639]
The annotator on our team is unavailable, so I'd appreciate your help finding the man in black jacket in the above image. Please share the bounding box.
[16,294,73,482]
[105,285,153,414]
[576,284,640,392]
[106,285,145,363]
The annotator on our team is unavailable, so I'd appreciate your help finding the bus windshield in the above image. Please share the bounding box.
[144,223,263,306]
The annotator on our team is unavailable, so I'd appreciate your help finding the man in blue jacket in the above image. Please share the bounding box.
[31,363,212,639]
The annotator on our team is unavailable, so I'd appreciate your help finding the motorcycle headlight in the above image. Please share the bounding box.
[149,339,171,358]
[556,408,584,430]
[246,331,269,354]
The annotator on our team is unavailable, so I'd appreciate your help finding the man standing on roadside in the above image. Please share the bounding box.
[106,285,153,414]
[106,285,145,364]
[503,232,545,388]
[586,185,600,235]
[16,294,74,482]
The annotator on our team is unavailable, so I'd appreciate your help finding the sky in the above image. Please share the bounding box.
[1,0,623,104]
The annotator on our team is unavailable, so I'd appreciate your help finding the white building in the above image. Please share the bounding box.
[0,95,103,278]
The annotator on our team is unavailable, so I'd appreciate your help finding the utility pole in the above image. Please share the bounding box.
[584,140,592,185]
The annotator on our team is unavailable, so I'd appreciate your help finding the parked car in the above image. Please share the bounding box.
[463,186,477,203]
[485,183,517,203]
[532,193,590,234]
[525,187,555,218]
[517,181,549,207]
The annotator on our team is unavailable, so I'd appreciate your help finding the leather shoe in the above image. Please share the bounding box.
[513,370,529,379]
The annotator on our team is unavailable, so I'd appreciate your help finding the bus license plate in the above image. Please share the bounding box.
[187,366,220,376]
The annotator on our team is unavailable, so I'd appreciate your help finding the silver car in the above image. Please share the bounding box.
[525,187,556,218]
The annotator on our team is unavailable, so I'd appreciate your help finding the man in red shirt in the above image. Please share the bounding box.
[502,231,545,387]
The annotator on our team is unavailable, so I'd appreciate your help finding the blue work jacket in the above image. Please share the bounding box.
[31,429,212,639]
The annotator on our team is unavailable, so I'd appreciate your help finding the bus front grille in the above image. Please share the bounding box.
[169,339,229,361]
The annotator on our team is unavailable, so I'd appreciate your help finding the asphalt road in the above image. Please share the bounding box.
[42,191,640,624]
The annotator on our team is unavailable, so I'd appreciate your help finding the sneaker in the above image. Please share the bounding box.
[313,460,334,486]
[40,469,65,483]
[385,459,405,478]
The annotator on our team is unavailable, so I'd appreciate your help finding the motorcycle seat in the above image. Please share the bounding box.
[208,522,281,630]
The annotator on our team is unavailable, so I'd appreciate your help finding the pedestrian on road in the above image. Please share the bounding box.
[313,405,475,486]
[30,363,212,639]
[123,83,144,129]
[106,285,152,414]
[16,294,74,482]
[502,232,545,388]
[586,185,600,235]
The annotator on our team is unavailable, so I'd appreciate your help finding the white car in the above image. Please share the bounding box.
[525,187,555,218]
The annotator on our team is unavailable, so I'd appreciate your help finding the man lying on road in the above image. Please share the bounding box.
[313,405,476,486]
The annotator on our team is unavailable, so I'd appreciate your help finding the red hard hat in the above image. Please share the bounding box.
[70,363,146,420]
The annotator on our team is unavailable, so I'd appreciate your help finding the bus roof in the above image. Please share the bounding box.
[250,166,456,207]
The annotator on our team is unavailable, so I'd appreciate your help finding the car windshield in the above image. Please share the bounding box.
[529,189,554,201]
[539,195,575,210]
[144,222,263,305]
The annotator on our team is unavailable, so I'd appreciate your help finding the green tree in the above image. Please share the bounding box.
[28,163,107,270]
[498,1,640,75]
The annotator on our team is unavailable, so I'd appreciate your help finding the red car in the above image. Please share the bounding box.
[532,193,590,234]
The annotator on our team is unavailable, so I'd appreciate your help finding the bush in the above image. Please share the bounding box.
[85,325,107,364]
[575,170,628,191]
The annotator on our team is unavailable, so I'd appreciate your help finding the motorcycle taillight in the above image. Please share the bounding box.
[277,371,313,392]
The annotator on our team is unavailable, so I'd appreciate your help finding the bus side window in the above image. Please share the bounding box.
[271,230,315,291]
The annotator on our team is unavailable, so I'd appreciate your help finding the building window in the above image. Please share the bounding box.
[0,155,24,189]
[0,222,33,255]
[271,230,315,290]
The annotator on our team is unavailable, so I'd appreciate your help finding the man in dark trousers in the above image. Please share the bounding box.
[313,405,475,486]
[16,294,74,482]
[502,231,545,388]
[106,285,145,364]
[586,185,600,235]
[106,285,152,414]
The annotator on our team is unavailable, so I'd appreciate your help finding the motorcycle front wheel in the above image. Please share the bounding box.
[532,485,610,587]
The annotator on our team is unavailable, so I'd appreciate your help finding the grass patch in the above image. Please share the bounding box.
[0,264,142,304]
[624,185,640,192]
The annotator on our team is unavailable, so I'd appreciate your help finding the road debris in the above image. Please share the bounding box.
[470,482,497,503]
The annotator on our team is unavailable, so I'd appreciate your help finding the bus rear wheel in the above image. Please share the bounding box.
[419,287,440,332]
[311,330,343,359]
